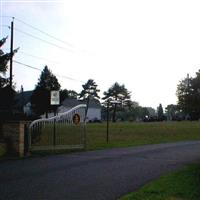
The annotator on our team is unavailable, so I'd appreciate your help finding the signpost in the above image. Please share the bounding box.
[50,91,60,105]
[105,99,121,143]
[50,91,60,146]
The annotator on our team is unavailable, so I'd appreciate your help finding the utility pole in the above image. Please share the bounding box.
[10,19,14,88]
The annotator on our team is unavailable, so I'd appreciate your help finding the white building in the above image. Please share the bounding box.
[58,98,101,122]
[16,90,102,121]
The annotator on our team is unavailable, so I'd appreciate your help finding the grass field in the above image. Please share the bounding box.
[85,121,200,150]
[32,121,200,151]
[119,162,200,200]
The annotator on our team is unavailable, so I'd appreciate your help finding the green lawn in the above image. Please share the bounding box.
[32,124,84,146]
[119,162,200,200]
[32,121,200,150]
[85,121,200,150]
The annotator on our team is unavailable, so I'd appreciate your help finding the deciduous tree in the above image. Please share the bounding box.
[176,71,200,120]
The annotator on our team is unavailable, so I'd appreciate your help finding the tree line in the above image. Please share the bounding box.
[1,36,200,121]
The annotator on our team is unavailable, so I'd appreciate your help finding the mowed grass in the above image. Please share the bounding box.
[85,121,200,150]
[119,162,200,200]
[33,121,200,150]
[33,124,85,146]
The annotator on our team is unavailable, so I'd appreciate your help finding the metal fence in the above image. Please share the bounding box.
[29,104,87,151]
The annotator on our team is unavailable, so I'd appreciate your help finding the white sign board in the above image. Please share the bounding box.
[50,91,60,105]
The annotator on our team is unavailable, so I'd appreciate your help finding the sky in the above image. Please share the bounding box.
[1,0,200,109]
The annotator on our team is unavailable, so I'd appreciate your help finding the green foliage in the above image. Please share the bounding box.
[157,104,164,121]
[119,162,200,200]
[79,79,100,100]
[79,79,100,117]
[31,66,61,117]
[0,37,9,88]
[0,37,17,120]
[36,66,60,90]
[103,82,131,122]
[0,37,8,72]
[103,82,131,101]
[177,71,200,120]
[165,104,181,120]
[60,89,78,103]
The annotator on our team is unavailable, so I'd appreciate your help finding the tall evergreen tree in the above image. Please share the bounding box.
[103,82,131,122]
[79,79,100,117]
[157,103,164,121]
[31,66,61,117]
[79,79,100,100]
[0,36,17,120]
[0,36,9,88]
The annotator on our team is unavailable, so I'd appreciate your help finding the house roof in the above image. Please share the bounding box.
[62,98,101,109]
[81,99,101,109]
[15,91,33,107]
[62,98,80,107]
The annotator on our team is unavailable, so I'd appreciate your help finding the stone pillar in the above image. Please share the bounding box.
[2,121,30,157]
[19,122,25,157]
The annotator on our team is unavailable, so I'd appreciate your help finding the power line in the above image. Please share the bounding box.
[13,60,42,71]
[1,1,64,3]
[18,51,61,64]
[14,17,74,48]
[14,27,73,52]
[13,60,84,83]
[1,16,86,54]
[1,16,74,48]
[0,16,13,18]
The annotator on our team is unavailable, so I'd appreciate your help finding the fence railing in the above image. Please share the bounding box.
[29,104,87,151]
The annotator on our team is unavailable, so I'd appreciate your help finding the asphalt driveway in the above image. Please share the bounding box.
[1,141,200,200]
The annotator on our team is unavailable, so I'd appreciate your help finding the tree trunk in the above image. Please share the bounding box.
[112,103,117,122]
[84,97,90,122]
[45,111,48,118]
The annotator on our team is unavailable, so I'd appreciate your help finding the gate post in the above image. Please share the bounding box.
[19,122,24,157]
[83,122,87,150]
[53,118,56,146]
[24,123,30,157]
[20,121,31,157]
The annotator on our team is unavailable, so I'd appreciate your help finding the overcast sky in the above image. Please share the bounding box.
[1,0,200,109]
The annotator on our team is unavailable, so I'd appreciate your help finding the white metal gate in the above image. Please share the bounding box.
[29,104,87,151]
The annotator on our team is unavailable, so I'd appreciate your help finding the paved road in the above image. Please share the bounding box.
[1,141,200,200]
